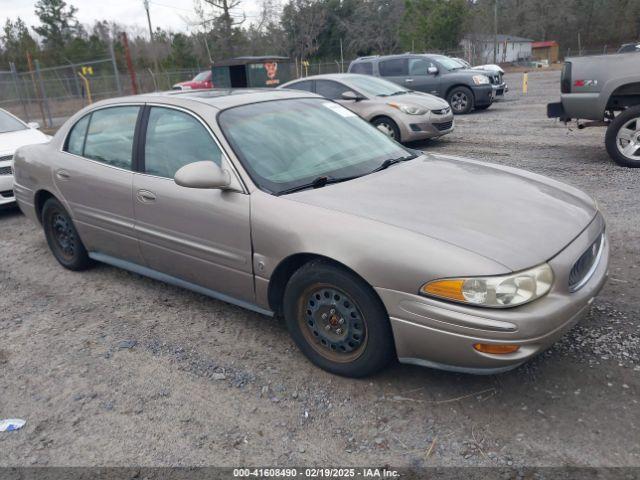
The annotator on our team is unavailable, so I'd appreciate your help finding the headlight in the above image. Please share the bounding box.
[420,263,554,308]
[472,75,490,85]
[388,102,427,115]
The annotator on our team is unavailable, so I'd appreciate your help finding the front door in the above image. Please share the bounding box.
[54,105,142,263]
[406,58,441,96]
[133,106,254,302]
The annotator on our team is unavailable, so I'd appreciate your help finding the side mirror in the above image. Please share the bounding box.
[427,66,439,75]
[341,90,364,101]
[27,122,40,129]
[174,161,231,189]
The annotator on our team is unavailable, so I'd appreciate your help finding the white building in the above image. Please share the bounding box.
[460,34,533,64]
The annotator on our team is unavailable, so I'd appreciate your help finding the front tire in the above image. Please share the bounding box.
[371,116,401,142]
[605,106,640,167]
[42,197,93,270]
[447,86,475,114]
[283,261,395,377]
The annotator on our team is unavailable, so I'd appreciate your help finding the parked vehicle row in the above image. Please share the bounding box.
[280,74,454,142]
[348,53,498,114]
[10,88,609,378]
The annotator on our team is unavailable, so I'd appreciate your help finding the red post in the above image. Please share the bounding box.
[120,32,138,95]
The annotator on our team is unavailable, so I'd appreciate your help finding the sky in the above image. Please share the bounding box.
[1,0,263,35]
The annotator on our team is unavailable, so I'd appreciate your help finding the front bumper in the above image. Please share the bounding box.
[493,82,508,96]
[377,213,609,374]
[473,85,495,107]
[401,113,455,140]
[0,159,15,205]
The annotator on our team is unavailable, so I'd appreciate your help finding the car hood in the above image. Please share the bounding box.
[0,128,50,156]
[385,92,449,109]
[287,155,597,271]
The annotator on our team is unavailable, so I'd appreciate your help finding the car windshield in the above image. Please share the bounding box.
[345,75,409,97]
[193,71,209,81]
[219,98,411,194]
[0,110,27,133]
[436,57,466,70]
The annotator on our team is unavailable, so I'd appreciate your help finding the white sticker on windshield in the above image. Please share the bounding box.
[323,102,357,118]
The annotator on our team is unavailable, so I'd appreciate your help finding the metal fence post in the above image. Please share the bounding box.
[9,62,30,122]
[109,39,123,95]
[34,59,53,128]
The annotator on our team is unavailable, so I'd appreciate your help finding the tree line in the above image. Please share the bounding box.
[2,0,640,72]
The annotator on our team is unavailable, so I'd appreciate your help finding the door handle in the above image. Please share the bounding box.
[136,189,156,203]
[405,78,414,83]
[55,169,71,180]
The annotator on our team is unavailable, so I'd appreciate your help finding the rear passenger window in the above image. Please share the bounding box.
[379,58,408,77]
[315,80,350,100]
[144,107,223,179]
[286,80,314,92]
[350,62,373,75]
[83,106,139,170]
[65,115,90,155]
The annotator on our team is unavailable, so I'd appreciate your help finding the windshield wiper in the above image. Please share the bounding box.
[369,154,417,174]
[276,175,360,196]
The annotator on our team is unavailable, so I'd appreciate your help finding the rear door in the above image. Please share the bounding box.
[132,105,254,302]
[56,105,142,263]
[377,58,410,90]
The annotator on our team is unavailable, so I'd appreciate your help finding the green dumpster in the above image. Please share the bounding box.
[211,56,292,88]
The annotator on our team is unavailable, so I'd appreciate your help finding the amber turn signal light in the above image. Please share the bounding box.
[421,279,465,302]
[473,343,520,355]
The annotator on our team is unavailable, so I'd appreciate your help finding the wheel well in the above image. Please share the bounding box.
[446,84,474,99]
[607,82,640,110]
[369,115,400,141]
[267,253,384,317]
[34,189,55,224]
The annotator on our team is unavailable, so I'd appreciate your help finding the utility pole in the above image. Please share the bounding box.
[143,0,161,81]
[493,0,498,64]
[121,32,138,95]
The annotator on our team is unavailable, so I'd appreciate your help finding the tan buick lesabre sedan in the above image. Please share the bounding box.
[13,89,609,377]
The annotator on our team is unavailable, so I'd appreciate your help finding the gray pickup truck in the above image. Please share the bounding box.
[547,53,640,167]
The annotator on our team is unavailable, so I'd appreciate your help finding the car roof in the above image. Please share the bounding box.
[282,73,372,83]
[88,88,318,111]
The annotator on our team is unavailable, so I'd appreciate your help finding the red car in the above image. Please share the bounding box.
[172,71,213,90]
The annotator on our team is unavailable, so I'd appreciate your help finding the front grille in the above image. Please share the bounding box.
[431,107,451,115]
[569,233,604,292]
[0,155,12,162]
[0,190,14,198]
[0,165,12,176]
[435,120,453,131]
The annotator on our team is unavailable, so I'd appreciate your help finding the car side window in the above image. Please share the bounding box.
[83,106,140,170]
[144,107,223,179]
[315,80,351,100]
[65,115,90,156]
[350,62,373,75]
[286,80,314,92]
[378,58,408,77]
[409,58,432,76]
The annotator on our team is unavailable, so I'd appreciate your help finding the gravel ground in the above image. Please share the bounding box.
[1,70,639,468]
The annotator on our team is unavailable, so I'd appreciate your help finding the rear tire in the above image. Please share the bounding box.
[605,106,640,167]
[283,260,395,377]
[447,86,475,114]
[371,116,401,142]
[42,197,93,270]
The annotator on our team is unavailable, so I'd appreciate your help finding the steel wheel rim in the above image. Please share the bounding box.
[376,122,396,139]
[51,211,76,260]
[298,283,367,363]
[451,92,468,112]
[616,117,640,161]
